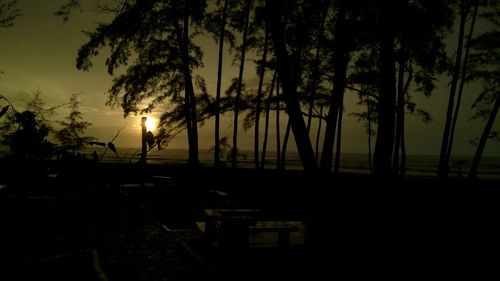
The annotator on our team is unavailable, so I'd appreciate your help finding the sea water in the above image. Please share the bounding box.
[80,147,500,179]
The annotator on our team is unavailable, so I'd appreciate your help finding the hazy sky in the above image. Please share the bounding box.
[0,0,498,157]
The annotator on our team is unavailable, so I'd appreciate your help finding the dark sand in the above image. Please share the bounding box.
[1,160,499,280]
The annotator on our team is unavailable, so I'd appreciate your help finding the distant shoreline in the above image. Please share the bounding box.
[81,147,500,180]
[1,146,499,180]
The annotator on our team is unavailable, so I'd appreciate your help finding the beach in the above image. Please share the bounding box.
[63,147,500,179]
[1,159,499,280]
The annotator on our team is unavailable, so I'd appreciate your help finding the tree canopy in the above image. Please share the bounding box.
[54,0,499,176]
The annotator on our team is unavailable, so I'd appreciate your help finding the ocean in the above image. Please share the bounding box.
[82,147,500,179]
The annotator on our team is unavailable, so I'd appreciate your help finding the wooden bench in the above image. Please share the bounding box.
[200,209,300,251]
[203,208,260,217]
[202,209,258,251]
[151,176,175,187]
[249,224,299,248]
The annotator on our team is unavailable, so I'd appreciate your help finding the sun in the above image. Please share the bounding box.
[145,117,157,131]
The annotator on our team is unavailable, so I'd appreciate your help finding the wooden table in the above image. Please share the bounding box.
[201,209,299,251]
[202,209,258,251]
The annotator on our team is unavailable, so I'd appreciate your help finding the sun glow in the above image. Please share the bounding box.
[145,117,157,131]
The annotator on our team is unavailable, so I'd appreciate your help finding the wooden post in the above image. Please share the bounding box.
[140,117,147,164]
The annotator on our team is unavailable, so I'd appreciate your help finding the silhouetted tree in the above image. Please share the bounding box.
[444,0,481,177]
[333,94,344,173]
[265,0,316,170]
[0,0,19,76]
[252,3,270,169]
[260,70,277,169]
[391,0,452,177]
[231,0,252,168]
[320,0,352,172]
[4,112,52,158]
[468,2,500,178]
[0,95,15,120]
[392,0,410,177]
[348,52,379,174]
[0,0,19,28]
[54,0,82,22]
[305,0,330,133]
[56,0,473,176]
[0,91,55,159]
[204,0,234,167]
[371,1,398,177]
[351,92,377,174]
[175,0,206,166]
[275,78,281,169]
[281,119,291,170]
[70,0,207,165]
[314,104,325,162]
[55,93,94,155]
[208,135,231,165]
[0,104,9,119]
[438,0,479,177]
[336,0,452,176]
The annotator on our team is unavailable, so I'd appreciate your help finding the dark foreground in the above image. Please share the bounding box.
[1,160,499,280]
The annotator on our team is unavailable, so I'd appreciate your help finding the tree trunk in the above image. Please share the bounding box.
[333,94,344,174]
[281,119,292,170]
[367,98,373,174]
[315,104,324,162]
[214,0,229,167]
[276,79,281,169]
[399,67,413,178]
[254,27,269,169]
[393,43,406,177]
[173,6,199,165]
[140,117,147,164]
[400,120,406,178]
[446,0,479,170]
[306,3,328,133]
[232,0,251,168]
[373,2,396,177]
[469,94,500,178]
[261,71,277,169]
[438,2,467,178]
[320,1,347,172]
[266,0,316,171]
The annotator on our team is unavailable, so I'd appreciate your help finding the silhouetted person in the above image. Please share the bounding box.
[92,150,99,162]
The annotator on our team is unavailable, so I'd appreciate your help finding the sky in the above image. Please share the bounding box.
[0,0,499,157]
